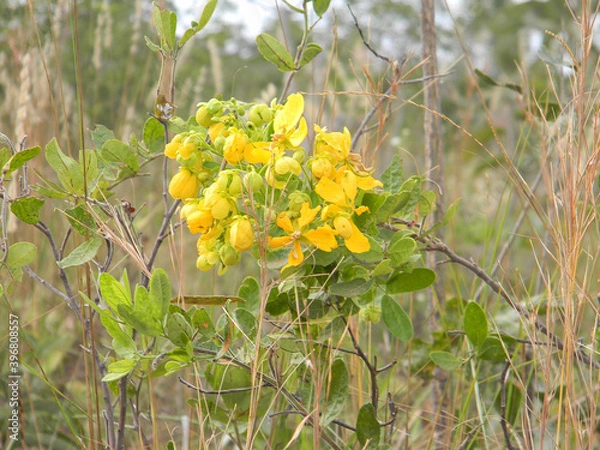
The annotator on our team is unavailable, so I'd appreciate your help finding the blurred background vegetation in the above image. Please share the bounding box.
[1,0,599,448]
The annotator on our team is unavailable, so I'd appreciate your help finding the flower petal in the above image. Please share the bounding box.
[315,177,346,206]
[276,212,295,233]
[268,235,293,248]
[245,142,272,164]
[344,222,370,254]
[304,226,338,252]
[356,175,383,191]
[341,170,358,202]
[288,117,308,148]
[298,202,321,229]
[274,93,304,134]
[283,240,304,270]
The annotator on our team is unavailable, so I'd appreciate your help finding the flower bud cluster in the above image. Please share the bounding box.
[165,94,383,274]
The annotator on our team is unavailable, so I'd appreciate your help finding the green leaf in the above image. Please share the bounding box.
[149,268,171,322]
[118,304,163,337]
[382,295,413,341]
[464,301,488,349]
[478,336,507,361]
[356,403,380,446]
[165,312,193,347]
[419,190,436,217]
[178,0,219,50]
[423,199,461,237]
[197,0,218,31]
[158,9,177,51]
[99,273,132,312]
[313,0,331,16]
[474,69,522,94]
[430,351,462,371]
[329,278,373,298]
[386,268,436,294]
[265,289,290,316]
[143,117,165,153]
[352,236,384,264]
[299,43,322,68]
[91,124,115,149]
[107,358,137,374]
[7,146,41,174]
[45,138,84,194]
[388,237,416,267]
[381,155,403,193]
[372,259,393,277]
[101,139,139,173]
[65,205,96,237]
[238,276,260,315]
[321,359,349,426]
[0,147,12,170]
[6,242,36,281]
[100,310,136,358]
[233,308,257,341]
[10,197,44,224]
[57,237,102,269]
[256,33,296,72]
[145,36,161,53]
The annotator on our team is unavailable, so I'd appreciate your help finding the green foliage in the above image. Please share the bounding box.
[430,351,462,371]
[57,237,103,269]
[10,197,44,224]
[356,403,380,447]
[464,301,488,349]
[256,33,296,72]
[382,295,414,341]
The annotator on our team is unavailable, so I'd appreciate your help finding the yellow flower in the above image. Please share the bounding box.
[165,134,184,159]
[168,168,200,200]
[310,156,336,180]
[314,125,351,163]
[229,216,254,252]
[268,202,337,271]
[272,93,308,151]
[223,130,249,165]
[322,204,370,254]
[186,205,214,234]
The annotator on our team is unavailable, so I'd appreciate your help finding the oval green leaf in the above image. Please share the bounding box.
[464,301,488,349]
[356,403,380,446]
[11,197,44,224]
[386,268,436,294]
[382,295,413,342]
[256,33,295,72]
[430,351,462,371]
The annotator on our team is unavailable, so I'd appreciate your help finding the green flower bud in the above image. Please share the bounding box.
[292,149,306,164]
[288,192,311,212]
[248,104,273,127]
[219,244,241,266]
[195,105,213,127]
[359,305,381,323]
[206,98,223,116]
[244,171,264,194]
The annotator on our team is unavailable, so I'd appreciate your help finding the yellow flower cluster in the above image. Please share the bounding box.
[165,93,382,274]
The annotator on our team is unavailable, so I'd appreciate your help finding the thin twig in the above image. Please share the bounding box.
[500,362,515,450]
[33,221,80,318]
[178,377,269,395]
[24,266,70,302]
